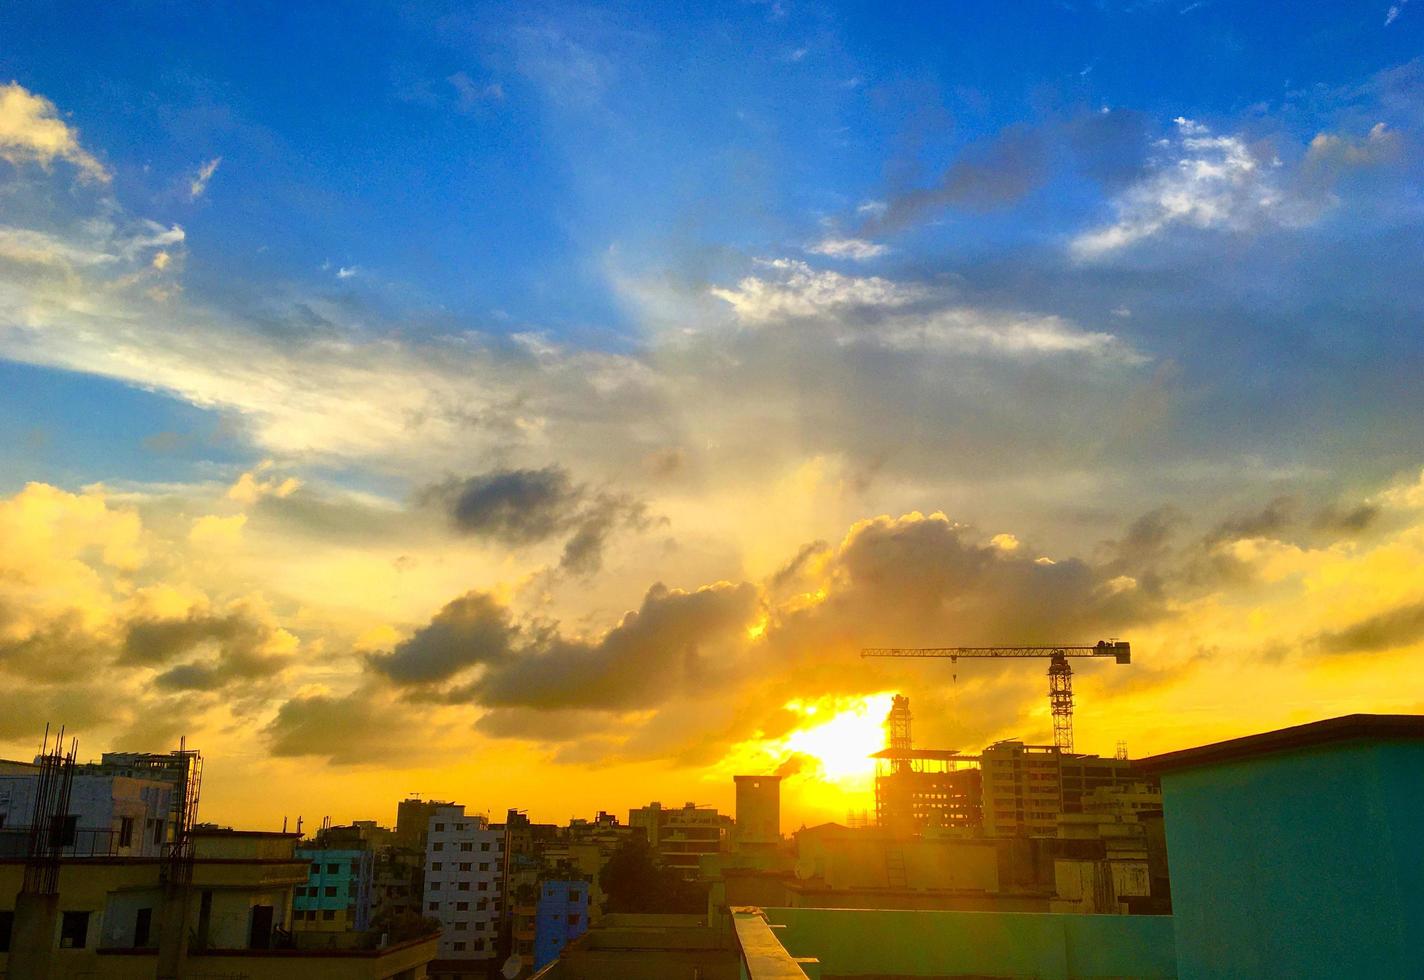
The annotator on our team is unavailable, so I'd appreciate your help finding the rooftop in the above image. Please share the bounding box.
[1136,713,1424,774]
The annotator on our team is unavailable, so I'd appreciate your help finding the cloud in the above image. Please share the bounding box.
[420,466,647,574]
[1071,117,1281,258]
[1385,2,1408,26]
[188,156,221,199]
[0,82,110,182]
[1071,117,1404,259]
[367,591,515,685]
[710,258,927,322]
[121,602,296,691]
[870,124,1048,232]
[265,686,430,764]
[1317,600,1424,654]
[448,72,505,111]
[806,237,890,261]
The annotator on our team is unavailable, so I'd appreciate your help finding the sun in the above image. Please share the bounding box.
[713,692,896,802]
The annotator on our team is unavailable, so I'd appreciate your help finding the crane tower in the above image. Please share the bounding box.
[861,641,1130,753]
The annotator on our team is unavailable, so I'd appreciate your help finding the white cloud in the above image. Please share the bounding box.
[447,72,506,111]
[189,157,222,199]
[710,258,925,322]
[0,82,109,183]
[1385,2,1408,26]
[336,266,357,279]
[1071,117,1281,259]
[806,237,889,261]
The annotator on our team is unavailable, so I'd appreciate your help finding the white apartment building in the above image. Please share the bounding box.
[423,804,506,962]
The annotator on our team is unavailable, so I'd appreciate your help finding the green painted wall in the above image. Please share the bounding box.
[1161,738,1424,980]
[763,907,1176,979]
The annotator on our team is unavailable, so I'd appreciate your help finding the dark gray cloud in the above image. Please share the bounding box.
[264,687,426,765]
[122,609,291,691]
[1207,495,1298,543]
[1313,503,1380,536]
[367,591,515,685]
[420,465,647,574]
[1317,601,1424,655]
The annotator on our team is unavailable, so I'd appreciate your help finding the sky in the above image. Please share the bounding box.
[0,0,1422,831]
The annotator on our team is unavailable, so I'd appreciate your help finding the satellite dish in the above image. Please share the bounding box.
[502,953,523,979]
[794,857,815,880]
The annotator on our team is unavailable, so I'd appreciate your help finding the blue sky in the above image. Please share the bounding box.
[1,2,1423,822]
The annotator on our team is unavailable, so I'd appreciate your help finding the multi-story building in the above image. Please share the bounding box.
[628,802,730,878]
[980,741,1141,837]
[534,878,589,969]
[292,846,374,932]
[396,797,450,853]
[423,804,506,967]
[0,766,175,858]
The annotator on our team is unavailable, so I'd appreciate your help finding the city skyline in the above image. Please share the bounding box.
[1,1,1423,831]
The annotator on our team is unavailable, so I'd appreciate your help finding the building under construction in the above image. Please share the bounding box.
[874,696,1144,838]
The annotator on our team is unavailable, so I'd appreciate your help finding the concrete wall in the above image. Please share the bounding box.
[1161,739,1424,980]
[764,907,1177,979]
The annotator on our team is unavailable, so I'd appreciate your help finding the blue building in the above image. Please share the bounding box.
[1140,714,1424,980]
[534,878,589,968]
[293,846,374,933]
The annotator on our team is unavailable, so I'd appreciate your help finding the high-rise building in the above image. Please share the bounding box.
[733,775,782,846]
[422,805,506,965]
[980,740,1141,837]
[534,878,589,968]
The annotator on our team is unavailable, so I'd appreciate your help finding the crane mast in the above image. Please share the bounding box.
[861,641,1130,753]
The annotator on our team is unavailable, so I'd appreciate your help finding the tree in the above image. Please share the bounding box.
[598,837,707,914]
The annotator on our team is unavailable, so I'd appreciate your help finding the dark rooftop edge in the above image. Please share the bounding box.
[1134,713,1424,775]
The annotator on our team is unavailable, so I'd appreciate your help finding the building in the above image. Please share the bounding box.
[0,827,438,978]
[534,878,590,969]
[1138,714,1424,979]
[628,802,730,878]
[733,776,781,847]
[0,767,175,859]
[980,740,1140,837]
[293,846,375,933]
[873,748,983,838]
[422,804,506,968]
[396,797,451,853]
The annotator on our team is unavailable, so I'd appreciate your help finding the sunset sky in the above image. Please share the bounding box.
[1,1,1422,831]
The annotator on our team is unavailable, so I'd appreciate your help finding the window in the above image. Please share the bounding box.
[431,881,441,890]
[433,842,444,852]
[457,881,470,891]
[431,862,442,871]
[151,819,164,845]
[0,909,14,952]
[480,842,490,851]
[59,910,89,949]
[477,899,488,911]
[323,886,335,897]
[454,921,467,930]
[452,941,466,951]
[460,842,472,852]
[54,814,78,848]
[477,882,488,891]
[435,823,445,832]
[476,862,486,871]
[474,938,486,950]
[456,902,468,911]
[461,862,473,871]
[455,822,466,831]
[118,817,135,848]
[311,863,321,875]
[567,914,580,925]
[429,902,438,911]
[569,890,581,903]
[327,863,340,874]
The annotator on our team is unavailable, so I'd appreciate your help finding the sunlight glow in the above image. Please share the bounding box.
[713,692,895,805]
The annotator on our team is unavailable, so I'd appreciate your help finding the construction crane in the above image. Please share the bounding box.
[860,641,1130,753]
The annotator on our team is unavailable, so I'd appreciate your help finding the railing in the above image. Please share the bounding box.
[0,826,121,859]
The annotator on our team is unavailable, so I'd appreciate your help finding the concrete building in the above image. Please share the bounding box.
[1139,713,1424,979]
[872,748,983,838]
[0,766,175,859]
[628,802,730,878]
[980,740,1140,837]
[0,827,438,977]
[396,797,451,853]
[293,846,375,933]
[422,804,506,968]
[534,878,589,969]
[733,776,781,848]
